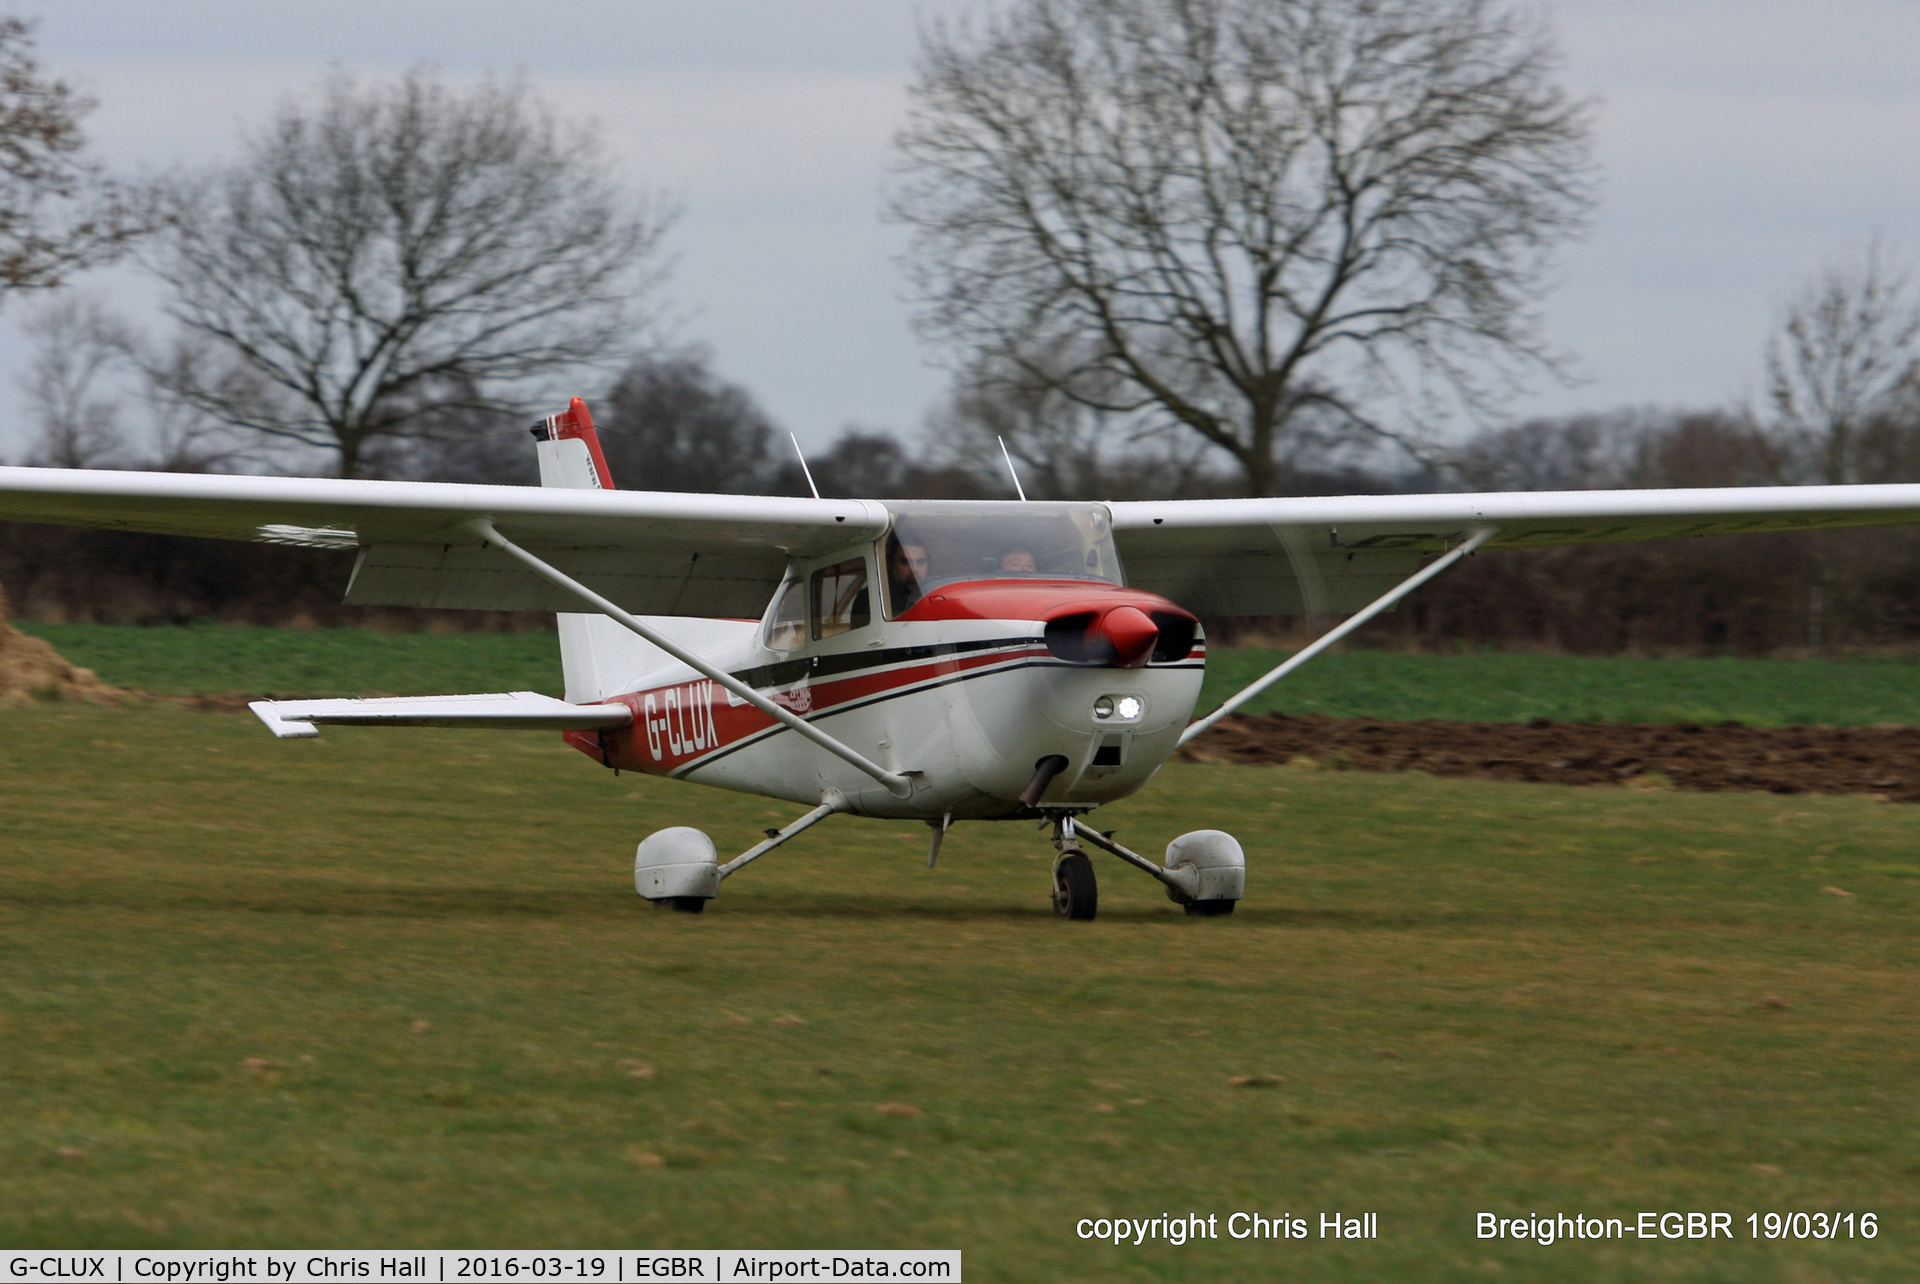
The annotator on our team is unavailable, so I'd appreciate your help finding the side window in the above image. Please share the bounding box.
[765,577,806,652]
[810,558,870,640]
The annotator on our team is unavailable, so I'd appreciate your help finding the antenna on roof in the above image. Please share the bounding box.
[997,436,1028,502]
[789,433,821,500]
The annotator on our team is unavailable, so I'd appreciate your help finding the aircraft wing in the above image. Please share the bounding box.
[1110,484,1920,616]
[248,691,635,739]
[0,466,888,617]
[13,465,1920,621]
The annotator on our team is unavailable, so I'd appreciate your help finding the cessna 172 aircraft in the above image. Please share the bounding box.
[5,398,1920,919]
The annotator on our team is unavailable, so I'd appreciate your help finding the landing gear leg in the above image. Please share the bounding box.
[1050,816,1098,921]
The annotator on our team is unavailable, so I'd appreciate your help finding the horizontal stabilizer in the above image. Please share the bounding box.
[247,691,634,739]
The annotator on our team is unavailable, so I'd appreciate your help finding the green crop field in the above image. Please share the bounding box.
[19,620,1920,726]
[1199,646,1920,728]
[14,622,565,700]
[2,699,1916,1279]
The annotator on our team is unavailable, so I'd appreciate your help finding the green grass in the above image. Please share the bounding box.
[13,621,564,699]
[1200,647,1920,727]
[3,699,1917,1278]
[20,621,1920,727]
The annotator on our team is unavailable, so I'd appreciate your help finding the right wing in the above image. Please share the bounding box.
[0,466,888,618]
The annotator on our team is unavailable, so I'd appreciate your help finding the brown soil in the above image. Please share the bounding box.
[0,583,117,704]
[1182,712,1920,803]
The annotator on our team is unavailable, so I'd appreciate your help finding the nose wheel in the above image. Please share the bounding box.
[1053,852,1098,919]
[1050,813,1100,920]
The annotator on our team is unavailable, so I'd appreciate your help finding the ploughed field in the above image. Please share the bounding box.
[2,698,1917,1281]
[1186,714,1920,803]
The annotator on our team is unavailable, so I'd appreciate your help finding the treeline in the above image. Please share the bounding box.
[1388,409,1920,654]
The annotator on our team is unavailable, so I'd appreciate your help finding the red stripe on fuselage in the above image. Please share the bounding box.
[569,644,1049,776]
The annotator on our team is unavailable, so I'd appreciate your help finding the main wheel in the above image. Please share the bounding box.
[1053,852,1098,921]
[1184,899,1235,917]
[655,896,707,914]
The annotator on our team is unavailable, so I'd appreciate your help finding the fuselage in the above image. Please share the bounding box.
[565,578,1206,820]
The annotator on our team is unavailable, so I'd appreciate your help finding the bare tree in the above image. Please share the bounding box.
[891,0,1594,496]
[0,17,146,296]
[352,375,536,486]
[928,346,1227,499]
[17,292,132,467]
[1623,410,1789,490]
[15,295,264,472]
[1451,407,1791,493]
[596,348,781,493]
[1449,411,1624,493]
[142,69,675,478]
[1767,240,1920,485]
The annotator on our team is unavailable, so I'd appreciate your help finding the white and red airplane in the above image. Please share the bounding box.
[5,398,1920,918]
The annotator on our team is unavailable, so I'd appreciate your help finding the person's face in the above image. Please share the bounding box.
[1000,549,1037,573]
[891,544,929,582]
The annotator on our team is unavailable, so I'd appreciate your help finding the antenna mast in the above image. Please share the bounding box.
[789,433,822,500]
[997,437,1028,501]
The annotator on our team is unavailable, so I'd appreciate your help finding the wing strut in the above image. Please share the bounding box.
[1177,527,1497,748]
[459,517,916,799]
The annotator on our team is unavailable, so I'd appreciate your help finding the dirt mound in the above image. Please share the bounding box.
[0,584,116,704]
[1183,711,1920,803]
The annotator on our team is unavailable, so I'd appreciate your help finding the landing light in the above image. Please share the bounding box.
[1093,695,1144,722]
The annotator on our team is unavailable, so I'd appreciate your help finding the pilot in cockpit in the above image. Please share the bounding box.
[887,535,931,614]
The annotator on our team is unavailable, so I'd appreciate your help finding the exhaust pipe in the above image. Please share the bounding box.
[1019,754,1071,807]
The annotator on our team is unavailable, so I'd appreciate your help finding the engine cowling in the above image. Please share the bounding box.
[1044,606,1197,667]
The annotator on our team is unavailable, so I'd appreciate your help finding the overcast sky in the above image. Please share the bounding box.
[7,0,1919,465]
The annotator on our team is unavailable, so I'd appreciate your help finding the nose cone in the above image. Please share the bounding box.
[1096,606,1159,669]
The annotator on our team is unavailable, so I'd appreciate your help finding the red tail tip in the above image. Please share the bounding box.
[544,397,614,489]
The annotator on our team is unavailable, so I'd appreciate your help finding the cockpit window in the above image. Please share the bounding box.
[882,501,1121,617]
[811,558,871,639]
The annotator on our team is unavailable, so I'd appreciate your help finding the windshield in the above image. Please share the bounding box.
[882,501,1121,617]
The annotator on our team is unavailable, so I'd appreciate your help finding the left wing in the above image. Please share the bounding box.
[0,467,888,617]
[1111,484,1920,616]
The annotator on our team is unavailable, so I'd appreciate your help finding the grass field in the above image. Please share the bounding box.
[19,620,1920,726]
[3,699,1917,1278]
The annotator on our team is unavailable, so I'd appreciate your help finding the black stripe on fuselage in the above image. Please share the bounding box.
[665,649,1206,780]
[729,635,1041,689]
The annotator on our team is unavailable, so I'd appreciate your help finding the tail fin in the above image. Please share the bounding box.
[531,396,615,491]
[533,398,742,708]
[532,398,624,704]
